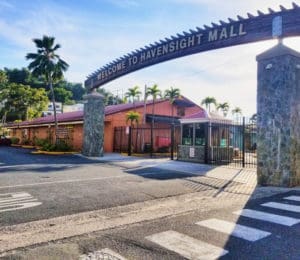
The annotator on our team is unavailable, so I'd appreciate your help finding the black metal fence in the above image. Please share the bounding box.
[113,125,180,158]
[204,117,256,168]
[114,117,256,168]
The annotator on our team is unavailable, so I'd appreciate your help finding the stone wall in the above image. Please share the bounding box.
[82,92,105,157]
[177,145,205,163]
[257,43,300,186]
[177,145,233,163]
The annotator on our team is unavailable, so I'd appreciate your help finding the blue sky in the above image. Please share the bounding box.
[1,0,300,116]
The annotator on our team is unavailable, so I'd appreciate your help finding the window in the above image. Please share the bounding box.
[195,123,205,146]
[182,124,193,145]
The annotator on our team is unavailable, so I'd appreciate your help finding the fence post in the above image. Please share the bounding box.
[128,126,132,156]
[150,123,153,158]
[242,117,245,168]
[204,122,209,164]
[170,124,174,160]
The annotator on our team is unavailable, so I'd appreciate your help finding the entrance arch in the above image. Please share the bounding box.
[83,5,300,187]
[85,4,300,90]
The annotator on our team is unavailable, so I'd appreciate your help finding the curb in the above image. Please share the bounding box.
[31,150,79,155]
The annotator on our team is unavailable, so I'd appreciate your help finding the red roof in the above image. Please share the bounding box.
[8,96,201,127]
[182,110,208,119]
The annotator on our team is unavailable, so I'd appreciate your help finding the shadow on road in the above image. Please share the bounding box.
[0,146,100,173]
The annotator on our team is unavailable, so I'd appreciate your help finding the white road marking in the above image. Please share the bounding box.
[146,230,228,259]
[0,192,42,213]
[261,202,300,213]
[196,218,271,242]
[233,209,300,226]
[284,196,300,202]
[79,248,127,260]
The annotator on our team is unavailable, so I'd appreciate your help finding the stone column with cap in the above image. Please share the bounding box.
[256,42,300,186]
[82,90,105,157]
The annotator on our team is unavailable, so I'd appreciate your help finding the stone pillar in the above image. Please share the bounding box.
[82,91,105,157]
[256,43,300,187]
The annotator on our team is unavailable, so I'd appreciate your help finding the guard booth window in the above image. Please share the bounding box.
[195,123,205,146]
[182,124,193,145]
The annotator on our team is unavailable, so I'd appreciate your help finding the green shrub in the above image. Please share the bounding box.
[54,140,72,152]
[22,139,31,145]
[40,139,54,151]
[40,139,73,152]
[10,137,20,144]
[34,138,49,147]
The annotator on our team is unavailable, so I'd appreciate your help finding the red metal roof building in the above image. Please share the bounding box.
[7,96,206,153]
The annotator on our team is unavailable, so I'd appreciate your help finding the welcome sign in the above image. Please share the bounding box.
[85,4,300,90]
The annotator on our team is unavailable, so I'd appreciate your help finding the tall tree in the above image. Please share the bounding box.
[51,86,73,104]
[250,113,257,123]
[232,107,242,117]
[146,84,161,124]
[217,102,230,117]
[146,84,161,155]
[0,83,48,121]
[126,111,140,127]
[67,82,86,101]
[4,68,30,85]
[0,70,8,88]
[26,35,69,143]
[125,86,141,110]
[201,96,217,112]
[164,86,180,122]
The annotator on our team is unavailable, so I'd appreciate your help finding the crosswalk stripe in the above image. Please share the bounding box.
[0,198,38,208]
[146,230,228,259]
[261,202,300,213]
[0,192,42,213]
[196,218,271,242]
[284,196,300,202]
[233,209,300,226]
[0,201,42,213]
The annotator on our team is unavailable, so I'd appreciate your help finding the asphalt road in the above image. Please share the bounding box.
[73,191,300,260]
[3,190,300,259]
[0,146,299,259]
[0,146,219,227]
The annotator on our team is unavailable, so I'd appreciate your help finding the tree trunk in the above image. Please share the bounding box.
[151,99,155,157]
[49,80,59,144]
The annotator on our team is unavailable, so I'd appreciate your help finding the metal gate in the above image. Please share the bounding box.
[205,117,256,168]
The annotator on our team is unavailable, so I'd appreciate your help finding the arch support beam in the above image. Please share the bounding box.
[257,43,300,187]
[82,91,105,157]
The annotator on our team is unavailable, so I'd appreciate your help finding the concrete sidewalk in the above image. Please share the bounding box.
[79,153,299,197]
[79,153,257,186]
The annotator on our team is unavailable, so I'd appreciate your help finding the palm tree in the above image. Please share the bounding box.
[232,107,242,118]
[201,96,217,112]
[125,86,141,110]
[126,111,140,154]
[146,84,161,126]
[126,111,140,127]
[146,84,161,155]
[217,102,230,117]
[164,87,180,123]
[26,35,69,143]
